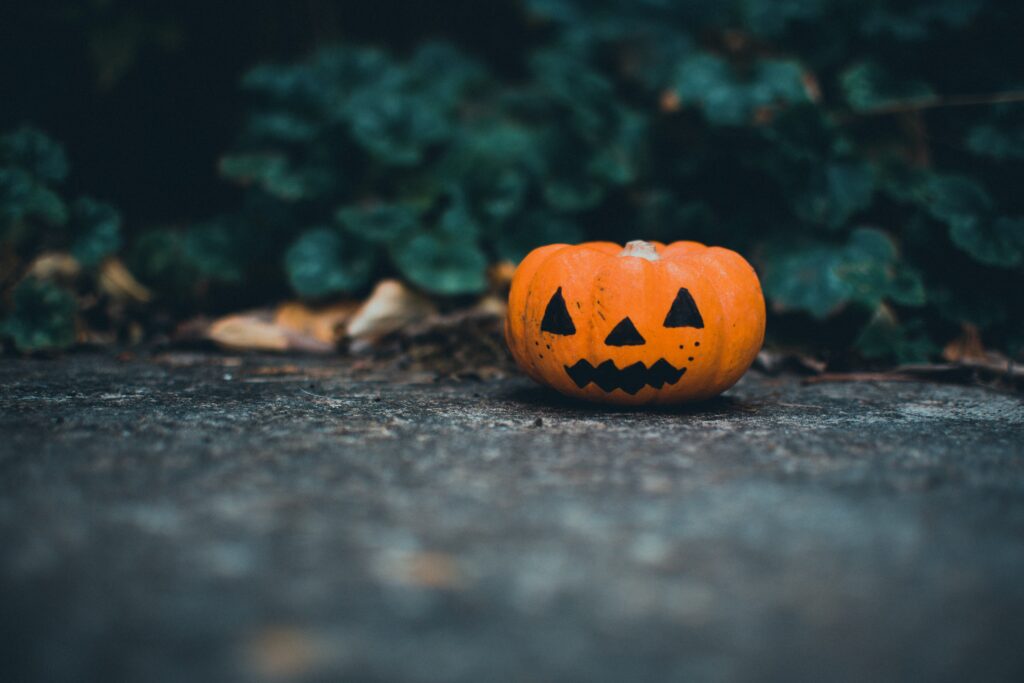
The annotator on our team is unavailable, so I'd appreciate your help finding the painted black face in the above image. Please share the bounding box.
[540,287,704,394]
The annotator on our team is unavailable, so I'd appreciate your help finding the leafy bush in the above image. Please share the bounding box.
[7,0,1024,361]
[1,127,122,351]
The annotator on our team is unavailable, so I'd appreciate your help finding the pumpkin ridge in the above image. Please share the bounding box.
[508,243,575,382]
[690,247,764,400]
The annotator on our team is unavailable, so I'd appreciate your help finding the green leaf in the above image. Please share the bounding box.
[1,278,77,352]
[919,174,994,227]
[219,154,333,202]
[245,111,320,143]
[854,305,935,363]
[966,124,1024,161]
[285,228,376,298]
[437,191,481,240]
[69,197,122,268]
[336,204,419,245]
[441,124,541,220]
[888,263,927,307]
[391,233,487,295]
[493,211,583,263]
[740,0,830,37]
[346,89,450,166]
[763,227,914,318]
[832,228,898,305]
[672,54,808,126]
[0,167,68,235]
[763,105,847,163]
[840,61,934,112]
[909,174,1021,265]
[543,175,604,212]
[794,162,875,230]
[183,220,247,283]
[860,0,985,41]
[587,108,646,185]
[130,229,191,295]
[0,127,69,183]
[131,225,247,296]
[949,216,1024,268]
[406,42,487,105]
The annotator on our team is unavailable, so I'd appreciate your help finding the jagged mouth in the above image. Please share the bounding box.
[564,359,686,395]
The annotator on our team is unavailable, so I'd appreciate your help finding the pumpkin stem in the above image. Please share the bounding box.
[619,240,660,261]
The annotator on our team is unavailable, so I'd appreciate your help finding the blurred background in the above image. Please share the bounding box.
[2,0,1023,365]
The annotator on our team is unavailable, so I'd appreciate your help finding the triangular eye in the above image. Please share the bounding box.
[541,287,576,335]
[664,288,704,328]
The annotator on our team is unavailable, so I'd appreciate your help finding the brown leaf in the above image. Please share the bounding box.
[346,279,436,340]
[206,311,335,354]
[943,324,987,363]
[208,314,291,352]
[26,251,81,281]
[274,301,356,345]
[488,260,517,290]
[475,294,507,318]
[98,258,153,303]
[942,324,1016,374]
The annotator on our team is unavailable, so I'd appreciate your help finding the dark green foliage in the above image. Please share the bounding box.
[70,198,123,268]
[392,233,488,295]
[673,55,808,125]
[148,0,1018,360]
[1,278,77,352]
[206,39,650,298]
[0,126,69,184]
[7,0,1024,360]
[1,127,123,352]
[1,129,122,258]
[286,227,376,298]
[128,219,249,302]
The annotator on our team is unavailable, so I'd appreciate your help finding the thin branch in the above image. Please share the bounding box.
[858,90,1024,116]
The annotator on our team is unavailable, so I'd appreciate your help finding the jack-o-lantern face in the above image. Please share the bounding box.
[505,240,765,405]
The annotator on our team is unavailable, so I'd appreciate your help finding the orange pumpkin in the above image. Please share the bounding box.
[505,240,765,405]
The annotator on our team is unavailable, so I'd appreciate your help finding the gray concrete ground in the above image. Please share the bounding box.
[1,352,1023,682]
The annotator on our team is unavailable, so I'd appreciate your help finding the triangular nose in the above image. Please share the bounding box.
[604,317,646,346]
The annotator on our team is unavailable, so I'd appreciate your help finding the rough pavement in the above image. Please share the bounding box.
[1,352,1023,682]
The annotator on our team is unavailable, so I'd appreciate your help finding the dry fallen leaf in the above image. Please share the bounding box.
[274,301,357,345]
[943,324,989,364]
[942,324,1020,376]
[26,251,81,280]
[98,258,153,303]
[346,279,436,340]
[206,307,340,354]
[475,294,507,318]
[488,260,517,290]
[208,314,292,352]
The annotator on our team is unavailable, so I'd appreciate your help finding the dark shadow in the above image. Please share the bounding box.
[501,383,753,417]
